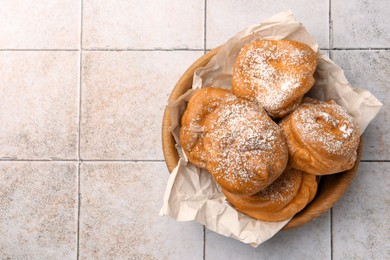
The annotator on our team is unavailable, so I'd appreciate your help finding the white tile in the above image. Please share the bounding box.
[79,162,203,259]
[332,0,390,48]
[205,212,330,259]
[206,0,329,49]
[0,162,77,259]
[0,51,79,159]
[0,0,80,49]
[332,162,390,259]
[83,0,204,49]
[331,50,389,160]
[80,51,203,160]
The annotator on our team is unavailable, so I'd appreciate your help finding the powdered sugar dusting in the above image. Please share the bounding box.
[339,124,354,138]
[290,99,360,159]
[254,168,301,203]
[204,99,288,194]
[180,87,235,168]
[232,40,317,116]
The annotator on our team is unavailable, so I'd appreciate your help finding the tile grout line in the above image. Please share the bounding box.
[80,159,166,162]
[329,0,333,59]
[0,159,168,162]
[0,49,80,51]
[203,225,206,260]
[0,159,76,162]
[77,0,84,259]
[330,161,333,257]
[83,48,205,51]
[360,160,390,162]
[331,47,390,50]
[78,17,83,163]
[76,162,81,260]
[330,209,333,260]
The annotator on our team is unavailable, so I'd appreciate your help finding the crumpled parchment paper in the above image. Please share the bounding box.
[159,10,383,247]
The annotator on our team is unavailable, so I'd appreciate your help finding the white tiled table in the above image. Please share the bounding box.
[0,1,389,259]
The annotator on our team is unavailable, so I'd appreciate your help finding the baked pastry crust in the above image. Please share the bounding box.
[279,98,360,175]
[180,87,235,168]
[232,39,317,118]
[223,168,318,222]
[203,98,288,195]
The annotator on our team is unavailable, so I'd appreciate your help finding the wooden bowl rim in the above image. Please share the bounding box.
[161,47,363,230]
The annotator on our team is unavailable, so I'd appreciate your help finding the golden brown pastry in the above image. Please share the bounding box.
[279,98,360,175]
[232,40,317,118]
[180,87,235,168]
[223,168,318,222]
[203,98,288,195]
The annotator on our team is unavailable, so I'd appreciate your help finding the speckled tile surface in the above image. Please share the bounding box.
[332,50,389,160]
[332,0,390,48]
[0,51,79,159]
[79,162,203,259]
[0,1,389,259]
[0,0,80,49]
[80,51,203,160]
[205,212,331,260]
[206,0,329,49]
[332,162,390,259]
[0,162,77,259]
[82,0,204,49]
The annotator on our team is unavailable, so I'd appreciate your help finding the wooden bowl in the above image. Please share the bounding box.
[161,48,363,230]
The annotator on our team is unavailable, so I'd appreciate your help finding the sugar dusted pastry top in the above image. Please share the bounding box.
[222,168,318,222]
[280,98,360,175]
[180,87,235,168]
[203,98,288,195]
[223,167,303,213]
[232,39,317,118]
